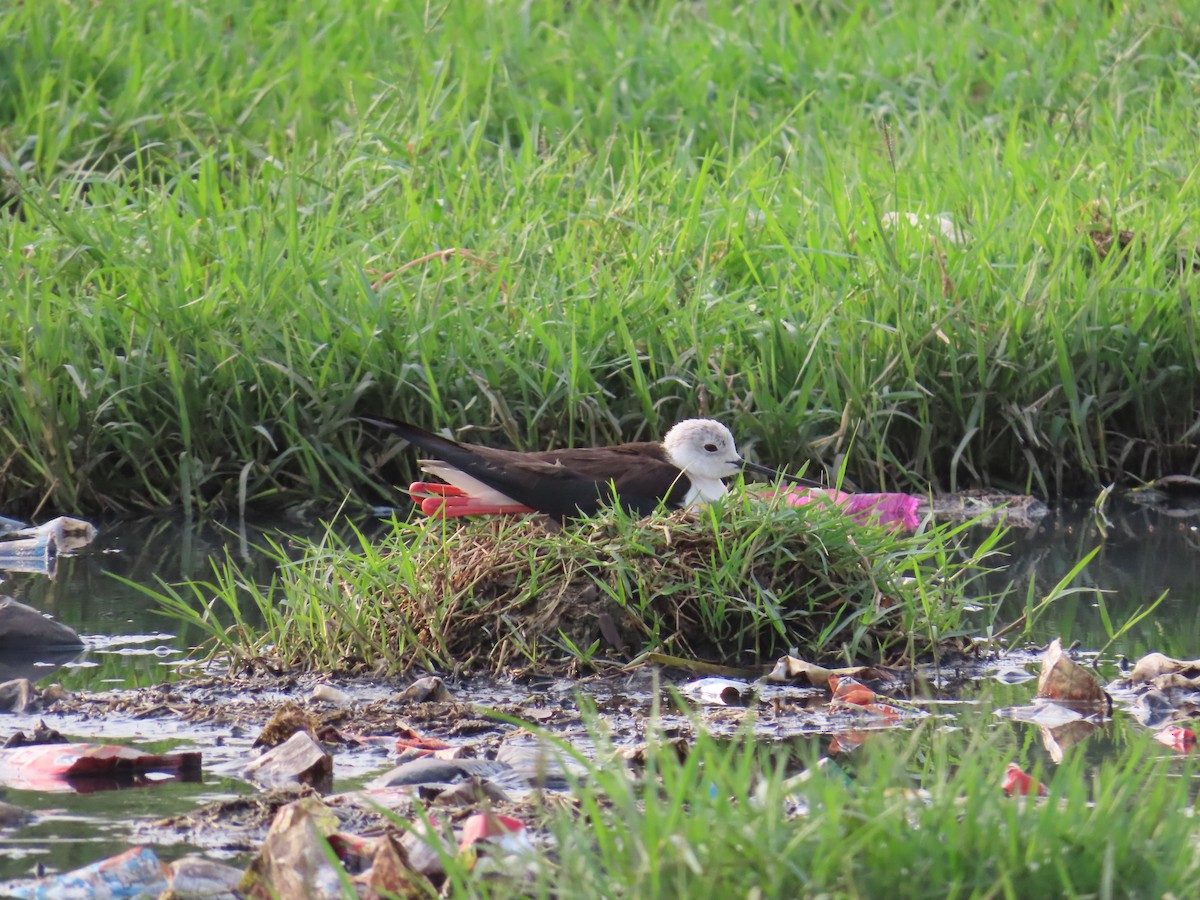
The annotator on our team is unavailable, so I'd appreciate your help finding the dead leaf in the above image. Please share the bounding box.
[1040,721,1101,763]
[1037,639,1110,711]
[359,834,426,900]
[767,655,897,689]
[244,732,333,789]
[241,797,343,899]
[1129,652,1200,684]
[1151,673,1200,693]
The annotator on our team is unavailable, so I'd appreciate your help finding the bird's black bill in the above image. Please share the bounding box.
[741,460,824,489]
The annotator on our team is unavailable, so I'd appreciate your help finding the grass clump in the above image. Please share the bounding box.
[149,495,1004,674]
[436,710,1200,899]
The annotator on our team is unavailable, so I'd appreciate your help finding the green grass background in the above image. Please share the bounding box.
[2,0,1197,516]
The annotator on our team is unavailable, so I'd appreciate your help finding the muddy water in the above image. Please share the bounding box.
[8,502,1197,685]
[1,502,1198,884]
[1,516,326,689]
[0,516,332,881]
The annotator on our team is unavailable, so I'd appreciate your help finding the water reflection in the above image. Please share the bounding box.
[983,500,1200,658]
[1,516,333,689]
[1,502,1198,690]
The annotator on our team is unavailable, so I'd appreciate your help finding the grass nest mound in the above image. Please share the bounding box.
[362,496,988,673]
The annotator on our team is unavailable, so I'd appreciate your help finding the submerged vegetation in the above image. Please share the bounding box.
[1,0,1198,517]
[147,495,1010,674]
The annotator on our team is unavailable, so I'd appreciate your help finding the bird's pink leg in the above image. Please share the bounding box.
[410,482,536,517]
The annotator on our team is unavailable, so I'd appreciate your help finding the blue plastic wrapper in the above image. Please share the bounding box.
[5,846,168,899]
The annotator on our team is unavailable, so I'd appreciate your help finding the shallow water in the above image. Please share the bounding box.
[985,500,1200,658]
[1,516,324,689]
[8,501,1197,687]
[0,502,1197,885]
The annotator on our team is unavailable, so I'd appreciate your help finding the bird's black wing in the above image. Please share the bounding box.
[358,416,690,519]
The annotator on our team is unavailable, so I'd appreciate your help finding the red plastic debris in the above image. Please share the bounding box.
[829,675,877,706]
[1002,762,1048,797]
[1154,725,1196,753]
[827,676,905,718]
[0,743,201,792]
[389,724,452,754]
[458,813,525,851]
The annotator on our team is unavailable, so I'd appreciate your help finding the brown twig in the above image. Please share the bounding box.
[369,248,491,290]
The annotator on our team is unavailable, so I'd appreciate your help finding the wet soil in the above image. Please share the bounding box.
[0,649,1047,859]
[3,632,1196,898]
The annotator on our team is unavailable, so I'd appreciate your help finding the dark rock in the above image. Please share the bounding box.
[0,597,83,652]
[397,676,453,703]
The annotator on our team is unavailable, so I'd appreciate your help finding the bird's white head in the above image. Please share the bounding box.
[662,419,744,481]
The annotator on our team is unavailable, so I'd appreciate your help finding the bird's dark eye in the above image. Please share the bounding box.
[703,443,718,453]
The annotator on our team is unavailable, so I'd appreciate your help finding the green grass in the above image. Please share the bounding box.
[1,0,1198,517]
[414,702,1200,899]
[141,492,1018,674]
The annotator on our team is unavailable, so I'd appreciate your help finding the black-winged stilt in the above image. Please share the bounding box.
[359,415,821,521]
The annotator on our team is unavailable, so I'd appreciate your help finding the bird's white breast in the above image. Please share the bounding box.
[683,477,729,507]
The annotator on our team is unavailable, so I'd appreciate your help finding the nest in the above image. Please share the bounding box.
[372,502,931,673]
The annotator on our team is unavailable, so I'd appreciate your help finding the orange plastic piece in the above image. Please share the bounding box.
[1002,762,1047,796]
[1154,725,1196,753]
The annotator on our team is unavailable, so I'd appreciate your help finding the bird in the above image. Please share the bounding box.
[358,415,822,521]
